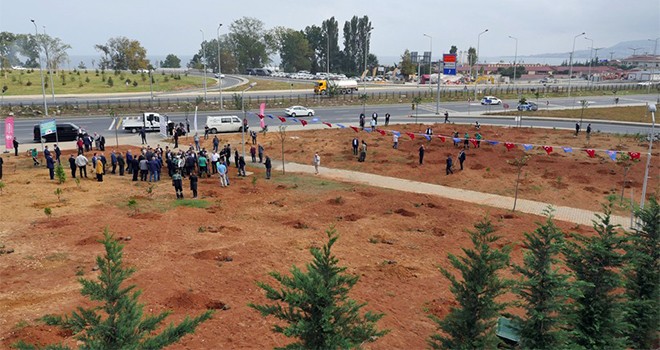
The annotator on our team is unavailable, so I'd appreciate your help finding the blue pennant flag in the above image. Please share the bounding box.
[364,127,372,133]
[424,134,431,141]
[606,150,617,161]
[563,147,573,153]
[311,118,320,123]
[392,131,401,137]
[487,140,499,145]
[453,137,461,144]
[523,144,534,151]
[266,114,274,119]
[291,117,299,123]
[337,123,346,128]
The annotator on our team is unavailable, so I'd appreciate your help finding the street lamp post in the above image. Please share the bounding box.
[423,34,433,77]
[474,29,488,102]
[200,29,207,102]
[509,35,518,87]
[628,47,643,56]
[31,19,48,117]
[362,26,373,116]
[584,37,594,88]
[241,82,257,159]
[648,38,659,95]
[568,32,586,99]
[217,24,223,110]
[326,28,330,73]
[42,26,55,103]
[640,103,656,209]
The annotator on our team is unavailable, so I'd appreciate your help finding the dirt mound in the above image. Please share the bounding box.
[130,212,162,220]
[192,250,232,261]
[76,235,100,246]
[470,163,485,170]
[394,208,416,217]
[343,213,363,222]
[285,220,309,229]
[163,291,217,310]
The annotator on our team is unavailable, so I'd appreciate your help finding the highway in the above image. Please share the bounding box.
[8,93,657,144]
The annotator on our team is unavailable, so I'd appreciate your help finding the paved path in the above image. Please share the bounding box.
[270,161,632,229]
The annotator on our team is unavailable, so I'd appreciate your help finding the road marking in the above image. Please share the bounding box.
[108,118,116,130]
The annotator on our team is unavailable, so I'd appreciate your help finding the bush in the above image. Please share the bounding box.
[25,81,32,86]
[55,164,66,184]
[85,76,90,83]
[132,81,138,87]
[107,76,114,87]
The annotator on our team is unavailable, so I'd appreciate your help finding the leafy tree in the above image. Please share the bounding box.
[564,202,629,349]
[160,54,181,68]
[38,34,71,71]
[429,219,512,349]
[95,37,148,70]
[497,66,527,79]
[250,227,388,349]
[55,163,66,184]
[303,24,323,73]
[321,17,340,73]
[227,17,275,73]
[341,16,371,76]
[449,45,458,55]
[399,49,415,77]
[15,229,213,349]
[0,31,19,68]
[624,197,660,349]
[467,47,477,71]
[513,208,575,349]
[279,29,313,73]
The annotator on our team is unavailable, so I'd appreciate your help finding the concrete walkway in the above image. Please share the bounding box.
[270,161,631,229]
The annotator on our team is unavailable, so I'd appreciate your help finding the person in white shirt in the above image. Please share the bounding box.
[75,154,88,178]
[393,134,399,149]
[313,153,321,174]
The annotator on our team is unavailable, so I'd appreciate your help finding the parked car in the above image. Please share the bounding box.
[540,77,556,84]
[284,106,315,117]
[517,101,539,111]
[205,115,246,133]
[214,73,225,79]
[480,96,502,105]
[33,122,83,142]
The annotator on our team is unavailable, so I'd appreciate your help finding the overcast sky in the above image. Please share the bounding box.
[1,0,658,61]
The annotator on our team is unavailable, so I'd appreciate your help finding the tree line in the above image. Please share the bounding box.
[13,198,659,349]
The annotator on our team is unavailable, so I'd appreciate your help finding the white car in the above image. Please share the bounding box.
[214,73,225,79]
[480,96,502,105]
[284,106,315,117]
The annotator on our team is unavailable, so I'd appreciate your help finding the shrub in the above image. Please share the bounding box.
[54,188,63,202]
[44,207,52,219]
[55,163,66,183]
[107,76,114,87]
[26,81,32,86]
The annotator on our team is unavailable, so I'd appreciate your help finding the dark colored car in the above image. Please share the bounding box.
[33,122,82,142]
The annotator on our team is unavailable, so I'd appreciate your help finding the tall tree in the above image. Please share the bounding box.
[304,25,323,73]
[15,229,213,349]
[250,227,388,349]
[227,17,274,72]
[279,29,313,73]
[0,31,18,68]
[429,219,512,349]
[449,45,458,55]
[340,16,372,75]
[399,49,415,77]
[320,17,340,73]
[467,47,477,67]
[38,34,71,71]
[160,54,181,68]
[95,36,148,70]
[192,36,237,74]
[565,202,629,349]
[513,209,575,349]
[624,197,660,349]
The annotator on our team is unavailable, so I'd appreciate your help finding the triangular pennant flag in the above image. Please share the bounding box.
[438,135,446,142]
[424,134,431,141]
[470,139,478,148]
[350,126,359,133]
[406,132,415,140]
[377,129,386,136]
[311,118,320,123]
[300,119,308,126]
[523,144,534,151]
[266,114,275,119]
[504,142,516,151]
[337,123,346,128]
[628,151,641,160]
[562,147,573,153]
[323,122,332,128]
[277,116,287,122]
[392,131,401,137]
[258,114,264,120]
[542,145,553,155]
[453,137,462,144]
[364,127,372,133]
[585,149,596,158]
[291,117,299,123]
[487,140,499,145]
[606,150,617,161]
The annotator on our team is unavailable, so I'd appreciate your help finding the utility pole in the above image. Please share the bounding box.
[217,23,223,110]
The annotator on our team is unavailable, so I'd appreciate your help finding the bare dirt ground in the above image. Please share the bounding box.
[0,123,656,349]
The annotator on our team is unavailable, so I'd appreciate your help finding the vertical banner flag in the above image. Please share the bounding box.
[193,106,198,133]
[159,115,167,137]
[5,116,14,150]
[259,103,265,117]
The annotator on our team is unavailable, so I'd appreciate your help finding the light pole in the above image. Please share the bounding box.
[640,103,656,209]
[423,34,433,77]
[628,47,643,56]
[31,19,48,117]
[584,37,594,88]
[148,69,154,106]
[326,27,330,73]
[241,82,257,159]
[474,29,488,102]
[648,38,659,95]
[200,29,207,102]
[217,23,223,110]
[568,32,586,99]
[508,35,518,87]
[42,26,55,103]
[362,26,373,116]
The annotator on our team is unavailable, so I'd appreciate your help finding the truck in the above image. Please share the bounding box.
[314,79,359,95]
[122,112,174,133]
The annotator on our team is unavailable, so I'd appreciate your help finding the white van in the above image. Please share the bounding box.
[205,116,246,134]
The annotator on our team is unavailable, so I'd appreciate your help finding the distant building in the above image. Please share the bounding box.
[621,55,660,69]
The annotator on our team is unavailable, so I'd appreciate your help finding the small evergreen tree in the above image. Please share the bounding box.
[55,163,66,184]
[428,219,512,349]
[249,227,388,349]
[513,208,576,349]
[565,202,629,349]
[15,229,213,350]
[624,197,660,349]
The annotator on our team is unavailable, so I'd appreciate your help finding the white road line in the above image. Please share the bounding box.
[108,118,115,131]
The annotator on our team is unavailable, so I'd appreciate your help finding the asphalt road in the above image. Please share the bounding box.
[8,94,656,143]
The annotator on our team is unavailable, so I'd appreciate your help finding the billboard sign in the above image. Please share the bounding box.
[443,54,457,75]
[40,119,57,137]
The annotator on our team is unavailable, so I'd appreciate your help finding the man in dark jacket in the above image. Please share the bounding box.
[132,157,140,181]
[54,144,61,164]
[13,137,19,156]
[264,156,272,179]
[117,152,125,176]
[111,151,118,174]
[68,154,77,178]
[0,155,3,180]
[446,155,454,175]
[126,151,134,174]
[419,145,425,165]
[458,149,466,170]
[46,154,55,180]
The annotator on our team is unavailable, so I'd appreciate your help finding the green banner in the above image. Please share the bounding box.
[40,119,56,137]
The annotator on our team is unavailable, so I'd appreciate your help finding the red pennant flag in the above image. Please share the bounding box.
[377,129,386,136]
[542,145,553,155]
[470,139,478,148]
[277,116,287,122]
[350,126,359,133]
[323,122,332,128]
[504,142,516,151]
[438,135,446,142]
[585,149,596,158]
[406,132,415,140]
[258,114,264,120]
[628,151,641,160]
[300,119,308,127]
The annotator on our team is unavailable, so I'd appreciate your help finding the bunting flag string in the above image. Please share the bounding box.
[322,122,332,128]
[350,126,359,133]
[563,147,573,153]
[337,123,346,128]
[628,151,641,160]
[300,120,308,127]
[523,144,534,151]
[277,116,286,122]
[364,127,372,133]
[487,140,499,146]
[606,150,618,161]
[424,134,431,141]
[406,132,415,140]
[542,145,553,155]
[470,139,478,148]
[291,117,300,123]
[438,135,446,142]
[504,142,516,150]
[585,149,596,158]
[266,114,274,119]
